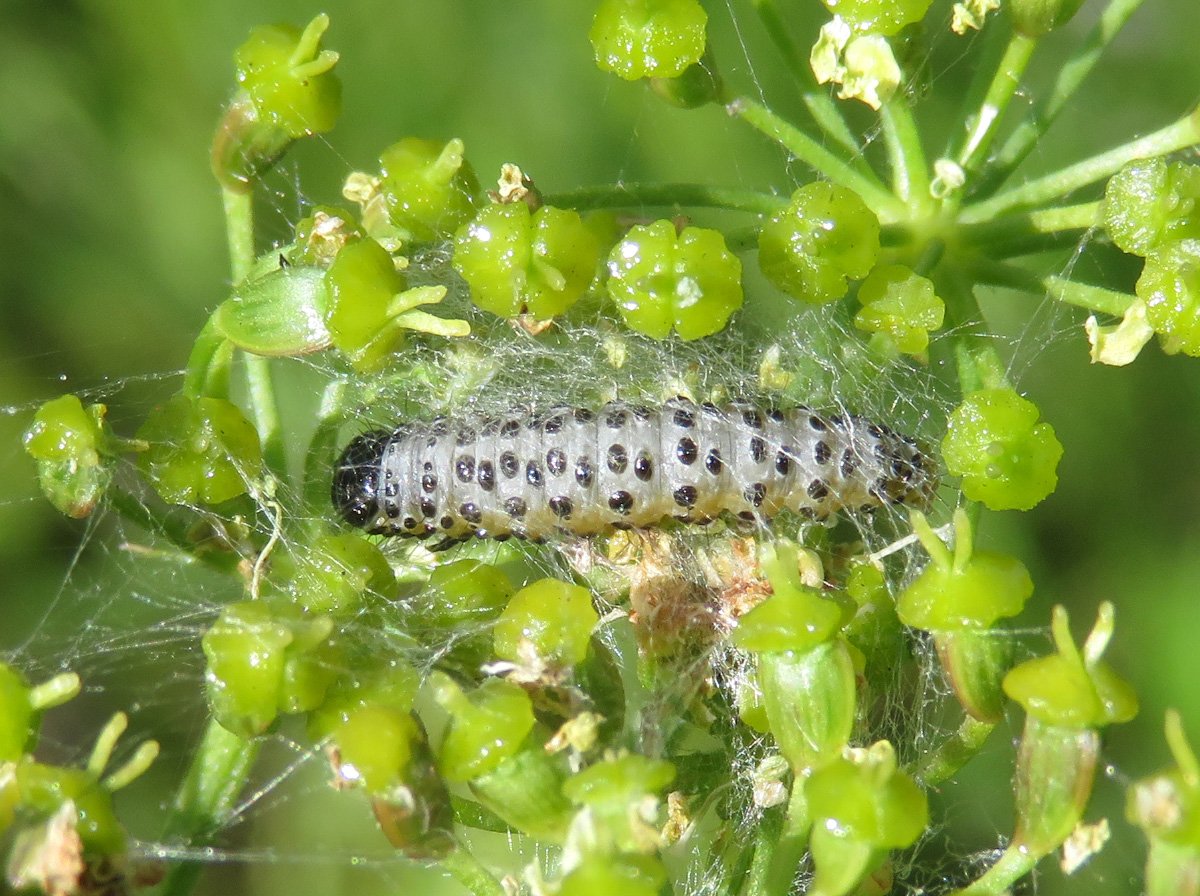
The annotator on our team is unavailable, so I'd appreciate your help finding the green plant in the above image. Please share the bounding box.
[8,3,1200,895]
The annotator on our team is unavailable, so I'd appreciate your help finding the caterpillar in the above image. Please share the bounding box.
[332,398,937,542]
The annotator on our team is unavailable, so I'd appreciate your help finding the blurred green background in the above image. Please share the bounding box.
[2,1,1199,893]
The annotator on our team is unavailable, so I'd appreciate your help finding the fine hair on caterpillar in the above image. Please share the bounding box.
[332,398,936,544]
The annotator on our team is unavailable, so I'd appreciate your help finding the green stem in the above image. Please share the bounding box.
[961,107,1200,223]
[729,97,906,221]
[966,259,1137,315]
[221,185,286,479]
[160,720,260,896]
[1046,275,1137,316]
[951,843,1038,895]
[976,0,1147,196]
[914,716,996,786]
[437,843,507,896]
[748,0,866,164]
[244,353,286,479]
[221,187,255,284]
[954,32,1038,179]
[956,201,1100,253]
[745,782,811,896]
[880,96,931,208]
[546,182,785,216]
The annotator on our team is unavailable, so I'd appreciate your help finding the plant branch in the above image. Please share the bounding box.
[960,107,1200,223]
[955,201,1100,256]
[976,0,1148,196]
[545,182,786,217]
[728,97,907,221]
[880,95,931,207]
[954,32,1038,180]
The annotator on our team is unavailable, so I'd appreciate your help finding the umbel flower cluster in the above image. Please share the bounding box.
[10,3,1200,896]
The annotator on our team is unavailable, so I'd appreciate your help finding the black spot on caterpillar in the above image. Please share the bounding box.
[332,398,937,542]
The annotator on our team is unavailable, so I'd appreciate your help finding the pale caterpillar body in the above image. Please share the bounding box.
[332,398,936,542]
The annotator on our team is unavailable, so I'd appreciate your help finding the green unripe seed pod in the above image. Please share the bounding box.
[378,137,480,243]
[941,387,1062,511]
[493,578,599,667]
[605,220,743,339]
[590,0,708,81]
[453,203,600,319]
[758,183,880,304]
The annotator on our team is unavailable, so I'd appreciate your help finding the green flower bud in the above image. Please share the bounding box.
[563,753,675,854]
[1128,712,1200,848]
[214,259,331,357]
[589,0,708,81]
[22,395,116,519]
[806,741,928,896]
[854,264,945,357]
[758,183,881,304]
[1007,0,1087,37]
[1104,159,1200,257]
[202,601,337,736]
[898,510,1031,722]
[1138,238,1200,357]
[334,706,419,794]
[420,559,514,628]
[378,137,480,243]
[137,394,263,506]
[267,531,394,616]
[323,236,464,370]
[453,202,600,319]
[15,764,125,856]
[605,220,743,339]
[212,15,341,192]
[898,509,1033,632]
[731,543,850,654]
[942,387,1062,511]
[819,0,934,36]
[1003,603,1138,730]
[493,578,598,668]
[307,659,420,741]
[432,674,536,782]
[559,855,668,896]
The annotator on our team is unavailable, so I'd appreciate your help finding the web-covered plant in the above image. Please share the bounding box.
[7,2,1200,895]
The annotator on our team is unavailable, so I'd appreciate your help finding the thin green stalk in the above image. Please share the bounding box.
[744,783,810,896]
[960,107,1200,223]
[748,0,866,163]
[221,187,255,284]
[951,844,1038,895]
[914,717,996,786]
[954,32,1038,178]
[437,843,507,896]
[1046,275,1136,316]
[880,96,932,208]
[160,720,261,896]
[977,0,1147,196]
[955,201,1100,256]
[546,182,785,216]
[221,186,286,479]
[966,259,1137,316]
[729,97,906,221]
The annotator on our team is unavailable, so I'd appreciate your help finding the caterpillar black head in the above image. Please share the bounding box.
[332,430,390,530]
